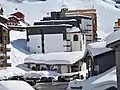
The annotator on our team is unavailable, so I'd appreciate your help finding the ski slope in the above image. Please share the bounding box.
[0,0,120,38]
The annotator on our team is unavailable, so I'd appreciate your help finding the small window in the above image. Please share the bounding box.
[73,34,78,41]
[82,35,84,40]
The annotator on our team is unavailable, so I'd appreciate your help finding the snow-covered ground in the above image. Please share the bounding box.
[0,30,30,79]
[8,30,30,66]
[0,0,120,38]
[0,80,35,90]
[67,67,116,90]
[0,0,118,88]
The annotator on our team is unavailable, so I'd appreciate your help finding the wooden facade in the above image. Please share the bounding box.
[11,12,25,21]
[114,19,120,31]
[0,7,11,67]
[0,24,11,67]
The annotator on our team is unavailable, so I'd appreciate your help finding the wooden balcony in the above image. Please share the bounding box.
[0,40,10,44]
[0,48,11,52]
[0,56,10,60]
[0,63,11,68]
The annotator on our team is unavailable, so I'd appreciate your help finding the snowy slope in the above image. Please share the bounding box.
[8,30,30,66]
[0,0,120,38]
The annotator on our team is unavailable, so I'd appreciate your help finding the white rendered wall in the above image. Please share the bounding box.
[27,35,42,54]
[27,34,64,53]
[71,33,82,51]
[44,34,64,53]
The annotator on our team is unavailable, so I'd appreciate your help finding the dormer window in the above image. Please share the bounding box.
[73,34,78,41]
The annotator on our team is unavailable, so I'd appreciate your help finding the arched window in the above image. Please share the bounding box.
[73,34,78,41]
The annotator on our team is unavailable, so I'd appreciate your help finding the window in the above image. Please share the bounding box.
[82,35,84,40]
[73,34,78,41]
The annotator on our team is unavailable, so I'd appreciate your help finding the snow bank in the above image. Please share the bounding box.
[8,30,30,66]
[68,27,81,33]
[106,30,120,46]
[92,67,116,86]
[25,70,59,78]
[0,67,26,80]
[87,41,112,56]
[68,67,116,90]
[19,21,28,27]
[0,80,35,90]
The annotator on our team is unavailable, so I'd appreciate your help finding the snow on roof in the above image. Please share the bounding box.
[0,15,8,21]
[0,22,8,29]
[39,19,76,22]
[25,50,86,65]
[87,41,112,56]
[68,27,81,33]
[106,30,120,46]
[68,67,116,90]
[18,21,28,27]
[29,24,73,28]
[91,67,116,88]
[8,15,20,20]
[0,80,35,90]
[80,67,116,90]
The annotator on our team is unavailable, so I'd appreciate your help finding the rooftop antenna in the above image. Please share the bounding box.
[62,0,64,7]
[61,0,67,9]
